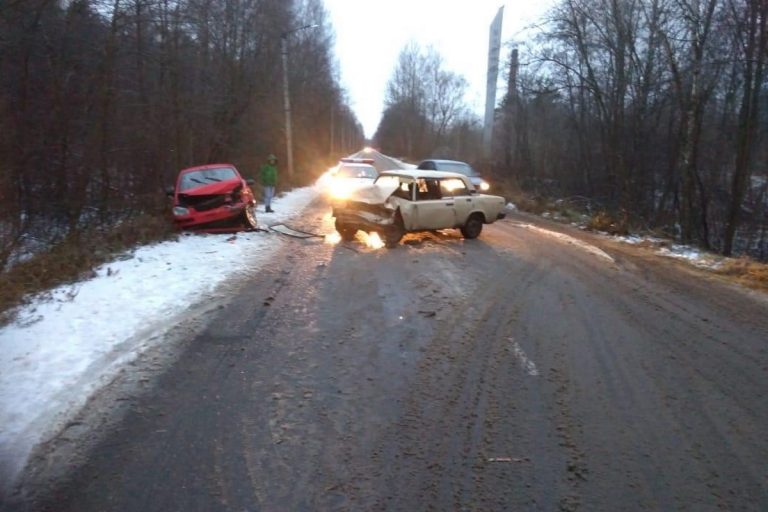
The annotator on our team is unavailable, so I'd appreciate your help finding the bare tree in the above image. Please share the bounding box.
[722,0,768,255]
[0,0,364,266]
[377,43,472,159]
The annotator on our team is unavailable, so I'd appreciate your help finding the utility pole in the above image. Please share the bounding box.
[329,104,334,158]
[503,48,519,172]
[281,24,319,180]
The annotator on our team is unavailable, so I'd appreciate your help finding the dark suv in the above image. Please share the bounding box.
[416,159,490,192]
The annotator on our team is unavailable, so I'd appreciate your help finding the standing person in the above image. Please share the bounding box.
[260,154,278,213]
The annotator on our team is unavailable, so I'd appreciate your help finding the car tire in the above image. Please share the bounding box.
[335,220,357,242]
[384,229,403,248]
[384,212,405,248]
[460,214,483,239]
[242,204,258,230]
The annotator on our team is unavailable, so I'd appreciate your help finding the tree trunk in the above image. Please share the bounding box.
[723,0,767,255]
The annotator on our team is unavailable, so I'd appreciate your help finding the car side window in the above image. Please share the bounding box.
[415,178,442,200]
[392,179,414,200]
[418,161,437,170]
[439,178,469,197]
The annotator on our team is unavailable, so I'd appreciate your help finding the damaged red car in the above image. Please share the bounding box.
[168,163,258,231]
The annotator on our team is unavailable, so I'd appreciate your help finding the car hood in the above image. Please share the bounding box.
[179,178,242,196]
[347,181,399,204]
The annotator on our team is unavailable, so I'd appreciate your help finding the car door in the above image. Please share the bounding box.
[441,178,474,226]
[412,178,455,230]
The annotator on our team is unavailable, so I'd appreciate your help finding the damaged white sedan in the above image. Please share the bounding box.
[332,170,507,247]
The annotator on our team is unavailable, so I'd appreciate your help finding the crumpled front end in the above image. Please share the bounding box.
[173,183,254,232]
[332,200,396,232]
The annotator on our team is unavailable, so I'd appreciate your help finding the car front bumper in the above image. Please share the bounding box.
[173,203,247,230]
[333,208,396,232]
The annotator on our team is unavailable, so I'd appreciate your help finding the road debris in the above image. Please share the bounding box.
[269,223,325,239]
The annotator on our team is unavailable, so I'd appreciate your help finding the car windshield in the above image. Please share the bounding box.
[179,167,238,191]
[438,162,478,177]
[335,165,377,179]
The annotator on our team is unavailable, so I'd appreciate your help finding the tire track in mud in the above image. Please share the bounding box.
[492,219,768,511]
[369,242,569,511]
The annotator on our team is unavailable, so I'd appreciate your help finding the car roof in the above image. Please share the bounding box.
[339,162,376,168]
[379,169,468,180]
[180,163,237,173]
[419,159,468,165]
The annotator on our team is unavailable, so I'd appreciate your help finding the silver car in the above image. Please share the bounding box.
[416,159,490,192]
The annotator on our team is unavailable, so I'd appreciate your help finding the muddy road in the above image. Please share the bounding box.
[6,201,768,511]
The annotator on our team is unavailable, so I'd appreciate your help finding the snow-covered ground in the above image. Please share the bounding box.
[515,222,615,263]
[0,186,319,487]
[615,234,724,270]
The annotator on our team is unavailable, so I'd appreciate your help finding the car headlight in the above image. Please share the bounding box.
[329,182,351,200]
[173,206,190,216]
[478,180,490,191]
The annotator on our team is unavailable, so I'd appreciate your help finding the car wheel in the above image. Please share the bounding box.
[384,212,405,248]
[242,204,258,229]
[460,214,483,239]
[384,229,403,248]
[335,220,357,242]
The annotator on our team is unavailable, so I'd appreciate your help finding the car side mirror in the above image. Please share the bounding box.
[165,186,175,197]
[470,189,479,195]
[245,178,255,186]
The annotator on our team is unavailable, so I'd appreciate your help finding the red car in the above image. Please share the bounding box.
[168,163,258,231]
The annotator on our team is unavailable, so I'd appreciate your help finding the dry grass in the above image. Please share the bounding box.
[586,210,630,236]
[500,184,555,215]
[0,214,175,325]
[714,257,768,291]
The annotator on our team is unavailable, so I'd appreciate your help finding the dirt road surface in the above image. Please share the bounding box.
[4,198,768,511]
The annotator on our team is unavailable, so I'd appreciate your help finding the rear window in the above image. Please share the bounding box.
[179,167,238,191]
[436,162,477,176]
[335,165,378,179]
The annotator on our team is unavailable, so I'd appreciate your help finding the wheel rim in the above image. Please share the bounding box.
[245,206,257,227]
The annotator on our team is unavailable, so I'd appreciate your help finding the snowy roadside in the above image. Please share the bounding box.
[617,235,725,270]
[504,203,768,294]
[516,204,731,272]
[0,186,318,488]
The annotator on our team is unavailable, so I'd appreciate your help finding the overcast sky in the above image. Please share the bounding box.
[323,0,555,138]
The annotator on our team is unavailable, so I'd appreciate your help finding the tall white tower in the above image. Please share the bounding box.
[483,6,504,158]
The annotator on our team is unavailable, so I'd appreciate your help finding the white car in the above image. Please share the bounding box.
[332,169,506,247]
[324,159,379,200]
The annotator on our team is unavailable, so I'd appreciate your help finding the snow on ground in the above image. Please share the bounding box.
[0,186,318,486]
[656,245,723,270]
[515,223,615,263]
[616,234,665,245]
[614,234,723,270]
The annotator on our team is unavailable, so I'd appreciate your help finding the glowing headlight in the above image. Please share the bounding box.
[478,181,490,191]
[173,206,190,216]
[330,182,351,199]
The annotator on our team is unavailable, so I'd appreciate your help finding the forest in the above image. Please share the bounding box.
[2,0,767,274]
[0,0,363,272]
[374,0,767,260]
